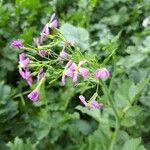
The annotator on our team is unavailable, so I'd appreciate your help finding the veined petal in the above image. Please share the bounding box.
[61,74,66,85]
[90,100,103,109]
[33,38,40,46]
[79,67,89,77]
[19,68,26,79]
[39,50,48,57]
[11,39,23,49]
[94,68,110,79]
[50,13,56,23]
[59,49,68,60]
[79,95,88,106]
[37,68,45,82]
[50,19,58,28]
[27,89,40,101]
[26,76,32,87]
[73,71,78,82]
[65,69,74,77]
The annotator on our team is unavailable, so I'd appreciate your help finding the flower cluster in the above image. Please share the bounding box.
[18,53,45,101]
[11,13,110,108]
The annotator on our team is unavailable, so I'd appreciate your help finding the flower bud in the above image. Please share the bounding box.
[94,68,110,79]
[11,39,23,49]
[27,89,40,101]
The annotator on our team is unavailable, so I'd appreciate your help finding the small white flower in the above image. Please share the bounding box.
[142,16,150,28]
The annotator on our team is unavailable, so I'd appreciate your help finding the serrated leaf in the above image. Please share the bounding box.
[114,79,134,108]
[121,117,136,127]
[74,119,92,135]
[60,23,89,50]
[76,106,108,124]
[0,81,11,101]
[125,106,143,117]
[117,54,147,69]
[122,138,146,150]
[7,137,36,150]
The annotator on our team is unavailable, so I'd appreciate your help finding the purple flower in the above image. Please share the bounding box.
[37,68,45,82]
[19,68,32,86]
[40,13,58,44]
[90,100,103,108]
[27,89,40,102]
[40,24,50,44]
[79,95,88,106]
[33,38,40,46]
[61,60,76,85]
[59,49,68,61]
[79,95,103,109]
[94,68,110,79]
[79,68,89,77]
[39,50,48,57]
[73,60,89,83]
[61,60,89,85]
[49,13,58,28]
[19,53,30,68]
[11,39,23,49]
[73,71,78,83]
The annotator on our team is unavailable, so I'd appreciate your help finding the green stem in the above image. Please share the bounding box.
[99,80,120,150]
[109,118,120,150]
[100,80,118,118]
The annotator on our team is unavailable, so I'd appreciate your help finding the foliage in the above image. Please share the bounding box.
[0,0,150,150]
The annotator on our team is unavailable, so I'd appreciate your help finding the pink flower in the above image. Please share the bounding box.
[49,13,58,28]
[19,68,32,86]
[78,95,88,106]
[33,38,40,46]
[40,24,50,44]
[79,68,89,77]
[37,68,45,82]
[11,39,23,49]
[61,60,89,85]
[27,89,40,102]
[94,68,110,79]
[39,50,48,57]
[61,60,76,85]
[72,60,89,83]
[59,49,68,61]
[40,13,58,44]
[79,95,103,109]
[19,53,30,68]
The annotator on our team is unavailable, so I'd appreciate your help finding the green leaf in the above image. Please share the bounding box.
[30,108,51,140]
[20,27,36,43]
[132,76,150,103]
[125,106,143,117]
[115,77,150,108]
[76,106,108,124]
[0,81,11,101]
[7,137,36,150]
[114,79,134,108]
[121,117,136,127]
[74,119,92,135]
[122,138,146,150]
[60,23,89,50]
[117,54,147,69]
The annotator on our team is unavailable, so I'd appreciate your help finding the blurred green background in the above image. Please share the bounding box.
[0,0,150,150]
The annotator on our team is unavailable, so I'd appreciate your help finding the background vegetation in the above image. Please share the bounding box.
[0,0,150,150]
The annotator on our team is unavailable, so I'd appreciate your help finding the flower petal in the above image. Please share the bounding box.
[79,67,89,77]
[27,89,40,101]
[79,95,88,106]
